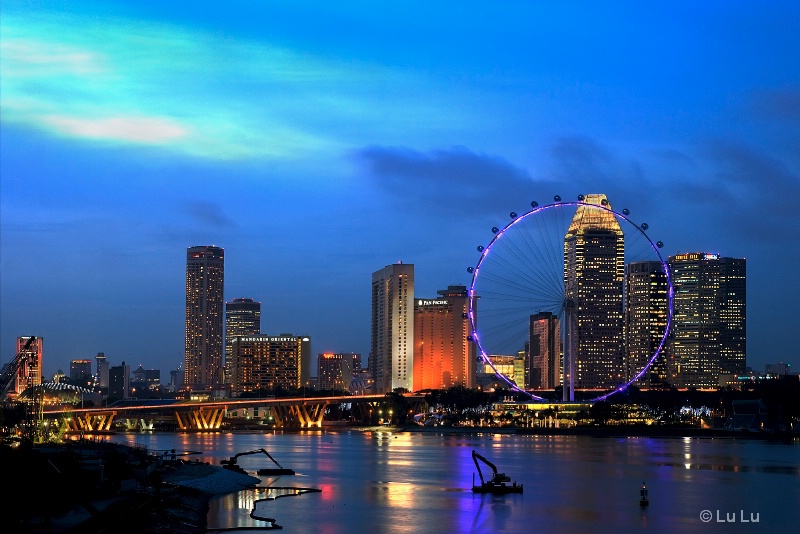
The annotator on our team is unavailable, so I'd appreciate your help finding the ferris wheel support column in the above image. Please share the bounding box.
[562,300,576,403]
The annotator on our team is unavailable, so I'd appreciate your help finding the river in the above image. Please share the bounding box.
[114,430,800,533]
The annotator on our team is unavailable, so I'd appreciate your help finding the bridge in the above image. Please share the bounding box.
[42,394,427,433]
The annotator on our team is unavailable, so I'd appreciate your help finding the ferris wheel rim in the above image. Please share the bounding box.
[466,197,674,403]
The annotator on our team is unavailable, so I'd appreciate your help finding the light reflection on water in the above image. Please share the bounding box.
[115,432,800,533]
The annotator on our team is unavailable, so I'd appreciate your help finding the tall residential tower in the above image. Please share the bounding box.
[185,245,225,388]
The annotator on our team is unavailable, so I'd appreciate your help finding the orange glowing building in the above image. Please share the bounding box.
[412,285,475,391]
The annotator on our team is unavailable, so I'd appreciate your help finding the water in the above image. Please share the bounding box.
[115,431,800,533]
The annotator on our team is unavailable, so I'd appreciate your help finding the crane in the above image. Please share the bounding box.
[0,336,37,398]
[220,448,295,476]
[471,450,523,494]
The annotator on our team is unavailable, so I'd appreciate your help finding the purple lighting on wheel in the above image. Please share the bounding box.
[467,197,674,404]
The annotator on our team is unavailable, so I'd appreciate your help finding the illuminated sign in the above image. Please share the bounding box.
[417,299,448,306]
[239,336,297,343]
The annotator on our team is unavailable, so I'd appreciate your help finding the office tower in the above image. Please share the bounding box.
[563,194,625,394]
[13,336,43,395]
[318,352,361,391]
[185,245,225,388]
[225,298,261,373]
[669,253,746,388]
[625,261,670,387]
[70,359,93,384]
[413,285,476,390]
[228,334,306,396]
[95,352,109,388]
[529,312,560,390]
[371,263,414,393]
[109,361,130,399]
[145,369,161,389]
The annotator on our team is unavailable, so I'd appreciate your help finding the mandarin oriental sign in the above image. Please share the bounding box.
[239,336,296,343]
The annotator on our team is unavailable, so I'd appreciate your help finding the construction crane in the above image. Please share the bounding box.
[471,450,523,494]
[0,336,37,398]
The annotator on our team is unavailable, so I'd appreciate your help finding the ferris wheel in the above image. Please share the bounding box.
[467,194,674,402]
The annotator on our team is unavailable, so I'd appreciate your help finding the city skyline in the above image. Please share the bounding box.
[2,2,799,376]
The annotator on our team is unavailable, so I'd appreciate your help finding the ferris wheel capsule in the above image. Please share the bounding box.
[554,195,561,202]
[623,208,630,215]
[531,201,538,207]
[578,194,585,201]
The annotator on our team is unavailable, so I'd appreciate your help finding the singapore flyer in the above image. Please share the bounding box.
[467,194,674,402]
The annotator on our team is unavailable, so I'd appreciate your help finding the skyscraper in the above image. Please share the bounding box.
[371,262,414,393]
[413,285,475,390]
[563,194,625,393]
[70,359,93,385]
[318,352,361,391]
[225,298,261,375]
[95,352,109,389]
[669,253,746,389]
[528,312,560,390]
[13,336,42,396]
[625,261,670,387]
[185,245,225,388]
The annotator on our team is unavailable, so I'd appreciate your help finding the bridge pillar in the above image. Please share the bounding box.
[175,406,227,430]
[63,411,117,433]
[269,401,328,428]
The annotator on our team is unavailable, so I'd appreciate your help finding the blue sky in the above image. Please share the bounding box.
[2,1,798,378]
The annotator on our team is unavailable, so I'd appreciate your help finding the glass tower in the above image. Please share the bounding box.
[563,194,625,392]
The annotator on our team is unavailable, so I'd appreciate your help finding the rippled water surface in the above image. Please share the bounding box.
[117,431,800,533]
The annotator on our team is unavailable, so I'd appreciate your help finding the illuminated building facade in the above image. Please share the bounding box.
[225,298,261,380]
[70,359,93,385]
[528,312,561,390]
[371,263,414,393]
[625,261,670,387]
[669,253,746,389]
[318,352,361,391]
[14,336,43,396]
[229,335,306,396]
[95,352,109,389]
[185,245,225,388]
[564,194,625,391]
[413,285,476,391]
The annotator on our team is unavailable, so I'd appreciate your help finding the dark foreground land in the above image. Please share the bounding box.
[1,440,258,533]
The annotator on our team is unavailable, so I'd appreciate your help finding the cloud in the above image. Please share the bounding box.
[41,115,187,143]
[183,201,234,228]
[356,145,554,216]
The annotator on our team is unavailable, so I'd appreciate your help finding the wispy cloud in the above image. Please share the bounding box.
[0,10,434,160]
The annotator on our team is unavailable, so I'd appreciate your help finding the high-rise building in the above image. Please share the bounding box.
[70,359,93,385]
[625,261,670,387]
[228,334,306,396]
[95,352,109,389]
[13,336,43,395]
[185,245,225,388]
[413,285,475,390]
[528,312,561,390]
[109,361,130,399]
[563,194,625,393]
[225,298,261,373]
[318,352,361,391]
[371,263,414,393]
[669,253,746,389]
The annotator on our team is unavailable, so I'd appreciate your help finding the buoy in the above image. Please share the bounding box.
[640,482,649,507]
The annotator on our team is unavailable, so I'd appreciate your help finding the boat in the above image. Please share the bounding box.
[471,450,523,494]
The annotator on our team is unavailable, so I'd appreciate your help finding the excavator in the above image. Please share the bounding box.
[471,450,523,494]
[221,448,295,476]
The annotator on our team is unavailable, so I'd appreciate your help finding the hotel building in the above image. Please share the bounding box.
[228,335,307,396]
[413,285,476,391]
[371,263,414,393]
[625,261,670,387]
